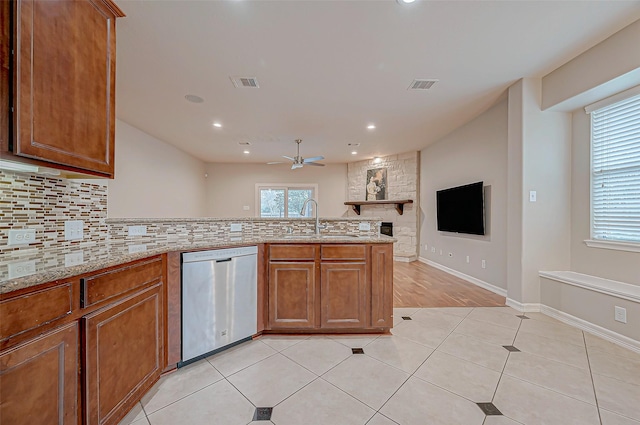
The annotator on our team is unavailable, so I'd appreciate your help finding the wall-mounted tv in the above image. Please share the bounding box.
[436,181,485,235]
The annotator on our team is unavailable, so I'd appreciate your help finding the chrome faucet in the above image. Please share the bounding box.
[300,198,325,235]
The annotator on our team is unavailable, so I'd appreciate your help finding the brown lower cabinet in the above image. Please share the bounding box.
[82,283,163,425]
[0,322,79,425]
[0,255,165,425]
[267,243,393,332]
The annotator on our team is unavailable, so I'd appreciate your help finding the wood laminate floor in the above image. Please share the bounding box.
[393,261,506,308]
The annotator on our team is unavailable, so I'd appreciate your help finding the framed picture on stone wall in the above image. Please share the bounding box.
[366,168,387,200]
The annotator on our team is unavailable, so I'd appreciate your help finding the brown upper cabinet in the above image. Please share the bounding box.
[1,0,125,177]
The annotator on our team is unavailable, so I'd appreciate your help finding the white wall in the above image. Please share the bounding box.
[108,120,208,218]
[204,163,348,218]
[420,99,508,290]
[570,110,640,285]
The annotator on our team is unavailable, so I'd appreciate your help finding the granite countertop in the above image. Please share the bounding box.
[0,234,396,294]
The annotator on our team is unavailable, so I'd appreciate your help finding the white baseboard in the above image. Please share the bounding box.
[505,298,541,313]
[540,305,640,354]
[418,257,507,297]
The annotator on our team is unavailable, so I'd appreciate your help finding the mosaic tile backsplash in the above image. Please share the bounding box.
[0,170,109,257]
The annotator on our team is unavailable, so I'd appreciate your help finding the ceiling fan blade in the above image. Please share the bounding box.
[282,156,295,161]
[305,162,325,167]
[303,156,324,163]
[267,162,284,165]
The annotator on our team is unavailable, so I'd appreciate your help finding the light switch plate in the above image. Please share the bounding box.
[243,206,250,211]
[8,229,37,246]
[359,222,371,231]
[128,244,147,254]
[65,252,84,267]
[128,225,147,236]
[230,223,242,232]
[529,191,537,202]
[64,220,84,241]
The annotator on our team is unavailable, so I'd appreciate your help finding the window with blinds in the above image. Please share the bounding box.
[590,92,640,243]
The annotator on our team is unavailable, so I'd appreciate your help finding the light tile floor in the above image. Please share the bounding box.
[119,307,640,425]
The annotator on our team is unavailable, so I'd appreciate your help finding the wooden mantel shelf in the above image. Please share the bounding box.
[344,199,414,215]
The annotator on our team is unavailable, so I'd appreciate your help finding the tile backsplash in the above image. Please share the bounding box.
[0,170,109,257]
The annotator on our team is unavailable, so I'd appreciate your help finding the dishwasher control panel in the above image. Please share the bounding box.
[182,245,258,263]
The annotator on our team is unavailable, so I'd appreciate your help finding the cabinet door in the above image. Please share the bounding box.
[371,244,393,328]
[83,283,163,425]
[0,322,79,425]
[13,0,123,176]
[320,263,367,328]
[268,262,316,329]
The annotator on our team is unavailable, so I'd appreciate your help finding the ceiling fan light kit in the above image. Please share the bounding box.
[268,139,325,169]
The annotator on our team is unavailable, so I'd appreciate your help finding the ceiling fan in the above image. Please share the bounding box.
[268,139,325,169]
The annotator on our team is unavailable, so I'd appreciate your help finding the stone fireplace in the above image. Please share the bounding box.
[346,152,419,261]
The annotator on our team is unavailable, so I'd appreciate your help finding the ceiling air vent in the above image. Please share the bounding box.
[238,141,251,146]
[408,79,438,90]
[230,76,260,88]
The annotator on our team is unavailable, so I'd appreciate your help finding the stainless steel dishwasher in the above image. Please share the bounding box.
[181,246,257,365]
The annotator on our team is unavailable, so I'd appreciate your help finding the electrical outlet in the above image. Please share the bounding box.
[466,255,470,263]
[128,225,147,236]
[529,191,537,202]
[243,205,250,211]
[8,260,36,278]
[614,306,627,323]
[64,252,84,267]
[128,244,147,254]
[481,259,486,269]
[230,223,242,232]
[359,222,371,231]
[64,220,84,241]
[431,247,436,253]
[448,252,453,257]
[8,229,37,246]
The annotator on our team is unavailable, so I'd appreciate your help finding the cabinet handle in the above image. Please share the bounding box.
[80,278,87,308]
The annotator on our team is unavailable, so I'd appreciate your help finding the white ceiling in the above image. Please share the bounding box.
[115,0,640,164]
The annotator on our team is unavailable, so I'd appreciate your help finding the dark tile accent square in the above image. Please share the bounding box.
[402,316,412,320]
[352,348,365,354]
[253,407,273,421]
[503,345,521,352]
[516,315,530,319]
[477,402,503,416]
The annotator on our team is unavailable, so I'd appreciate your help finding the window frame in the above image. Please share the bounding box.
[585,85,640,252]
[255,183,319,218]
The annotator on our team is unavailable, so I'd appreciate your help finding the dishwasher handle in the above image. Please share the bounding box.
[216,258,232,263]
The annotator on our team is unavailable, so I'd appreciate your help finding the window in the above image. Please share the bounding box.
[256,184,317,218]
[588,89,640,244]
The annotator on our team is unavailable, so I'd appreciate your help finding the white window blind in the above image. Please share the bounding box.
[591,92,640,243]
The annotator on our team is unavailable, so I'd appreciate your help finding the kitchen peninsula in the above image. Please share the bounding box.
[0,217,394,425]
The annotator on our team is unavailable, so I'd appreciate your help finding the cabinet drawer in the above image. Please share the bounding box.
[0,283,73,341]
[81,257,163,308]
[269,244,317,261]
[321,245,367,261]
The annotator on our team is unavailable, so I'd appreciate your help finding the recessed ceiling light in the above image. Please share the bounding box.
[213,122,222,128]
[397,0,416,4]
[367,124,376,130]
[351,151,358,155]
[243,150,250,154]
[374,157,382,163]
[185,94,204,103]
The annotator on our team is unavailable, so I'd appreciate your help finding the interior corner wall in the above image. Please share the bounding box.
[107,120,208,218]
[570,110,640,285]
[203,163,348,218]
[521,79,572,303]
[420,99,508,290]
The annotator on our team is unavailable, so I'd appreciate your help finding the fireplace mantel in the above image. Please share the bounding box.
[344,199,413,215]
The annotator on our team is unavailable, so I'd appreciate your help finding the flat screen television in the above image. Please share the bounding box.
[436,182,485,235]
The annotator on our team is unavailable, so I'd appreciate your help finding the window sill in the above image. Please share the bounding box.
[584,239,640,253]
